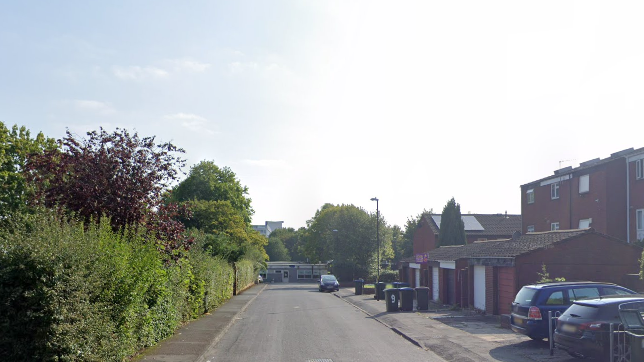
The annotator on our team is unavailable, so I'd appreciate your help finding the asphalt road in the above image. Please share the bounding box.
[201,283,446,362]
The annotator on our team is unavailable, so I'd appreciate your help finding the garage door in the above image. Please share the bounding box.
[498,267,516,315]
[432,267,439,301]
[473,266,486,311]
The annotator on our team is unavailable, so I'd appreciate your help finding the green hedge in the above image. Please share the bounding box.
[234,260,255,294]
[0,213,235,361]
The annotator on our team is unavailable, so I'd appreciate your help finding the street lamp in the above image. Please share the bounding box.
[370,197,380,301]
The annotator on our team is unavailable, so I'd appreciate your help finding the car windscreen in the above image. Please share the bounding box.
[562,303,599,319]
[321,276,336,282]
[513,287,538,305]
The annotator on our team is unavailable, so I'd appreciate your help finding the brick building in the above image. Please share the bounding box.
[412,229,642,315]
[521,147,644,243]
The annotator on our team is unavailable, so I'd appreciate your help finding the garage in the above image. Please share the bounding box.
[473,265,486,311]
[432,267,439,301]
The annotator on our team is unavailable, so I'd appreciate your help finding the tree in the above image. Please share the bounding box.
[303,203,393,280]
[26,128,186,230]
[266,237,290,261]
[171,161,253,225]
[269,227,306,261]
[0,122,57,220]
[438,198,466,246]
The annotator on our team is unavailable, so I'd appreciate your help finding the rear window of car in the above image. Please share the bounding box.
[514,287,538,305]
[563,303,599,319]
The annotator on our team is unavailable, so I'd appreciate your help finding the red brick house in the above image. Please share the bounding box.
[521,147,644,243]
[409,229,642,315]
[401,213,521,289]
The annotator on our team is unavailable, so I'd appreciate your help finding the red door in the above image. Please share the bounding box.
[497,267,516,315]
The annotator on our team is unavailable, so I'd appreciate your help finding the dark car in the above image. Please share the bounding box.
[554,295,644,359]
[318,274,339,292]
[510,282,635,340]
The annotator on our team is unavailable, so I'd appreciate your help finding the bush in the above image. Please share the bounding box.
[234,260,255,294]
[371,269,399,283]
[0,212,236,361]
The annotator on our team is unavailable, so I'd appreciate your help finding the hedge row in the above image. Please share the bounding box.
[234,259,255,294]
[0,214,235,362]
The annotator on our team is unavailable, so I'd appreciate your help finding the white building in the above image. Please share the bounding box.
[251,221,284,237]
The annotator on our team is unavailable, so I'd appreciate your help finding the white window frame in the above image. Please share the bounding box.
[579,175,589,194]
[551,183,560,199]
[527,225,535,233]
[297,269,313,279]
[637,160,644,180]
[578,218,592,229]
[637,209,644,231]
[551,222,560,231]
[527,189,534,204]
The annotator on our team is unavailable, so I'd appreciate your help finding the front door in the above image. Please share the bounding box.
[283,270,289,283]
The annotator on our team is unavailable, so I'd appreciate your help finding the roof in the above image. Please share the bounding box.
[421,213,522,237]
[521,146,644,187]
[425,229,607,262]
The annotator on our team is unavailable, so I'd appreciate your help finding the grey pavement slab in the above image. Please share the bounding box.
[136,284,267,362]
[335,288,577,362]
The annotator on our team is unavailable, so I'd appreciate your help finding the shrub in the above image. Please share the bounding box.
[370,269,399,283]
[234,260,255,294]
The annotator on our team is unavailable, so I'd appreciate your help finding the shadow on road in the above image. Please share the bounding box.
[489,340,577,362]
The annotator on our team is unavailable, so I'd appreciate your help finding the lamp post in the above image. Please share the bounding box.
[370,197,380,301]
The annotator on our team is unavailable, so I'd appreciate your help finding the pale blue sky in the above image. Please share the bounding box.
[2,1,644,229]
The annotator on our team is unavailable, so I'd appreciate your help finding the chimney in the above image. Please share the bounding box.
[511,231,521,241]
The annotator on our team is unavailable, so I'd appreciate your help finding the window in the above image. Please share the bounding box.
[637,209,644,231]
[297,269,312,279]
[579,174,589,194]
[545,291,565,305]
[551,182,560,199]
[551,222,560,231]
[527,189,534,204]
[569,287,600,301]
[527,225,535,233]
[637,160,644,180]
[578,218,592,229]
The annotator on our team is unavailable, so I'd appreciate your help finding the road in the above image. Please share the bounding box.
[201,283,445,362]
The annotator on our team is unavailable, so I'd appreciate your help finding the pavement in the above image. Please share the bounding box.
[136,283,267,362]
[335,288,575,362]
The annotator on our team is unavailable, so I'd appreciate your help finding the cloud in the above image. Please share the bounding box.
[168,59,211,72]
[164,113,217,135]
[242,159,291,170]
[112,65,169,81]
[54,99,116,116]
[228,61,259,74]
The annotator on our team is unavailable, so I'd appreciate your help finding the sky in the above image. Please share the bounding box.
[2,1,644,230]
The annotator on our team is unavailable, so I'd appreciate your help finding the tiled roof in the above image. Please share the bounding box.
[425,229,593,262]
[478,229,589,258]
[421,213,522,237]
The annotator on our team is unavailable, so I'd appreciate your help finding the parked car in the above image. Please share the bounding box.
[554,295,644,359]
[318,274,339,292]
[510,282,636,340]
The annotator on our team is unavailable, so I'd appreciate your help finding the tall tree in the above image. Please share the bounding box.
[269,227,306,261]
[265,236,290,261]
[438,198,466,246]
[303,203,393,280]
[393,209,432,263]
[0,122,57,220]
[171,161,253,225]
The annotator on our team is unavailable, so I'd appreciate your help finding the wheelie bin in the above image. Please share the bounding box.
[393,282,410,289]
[384,288,400,312]
[375,282,386,300]
[416,287,430,311]
[354,279,364,295]
[399,287,414,311]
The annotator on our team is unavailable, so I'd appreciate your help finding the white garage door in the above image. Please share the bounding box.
[432,267,439,301]
[473,265,486,311]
